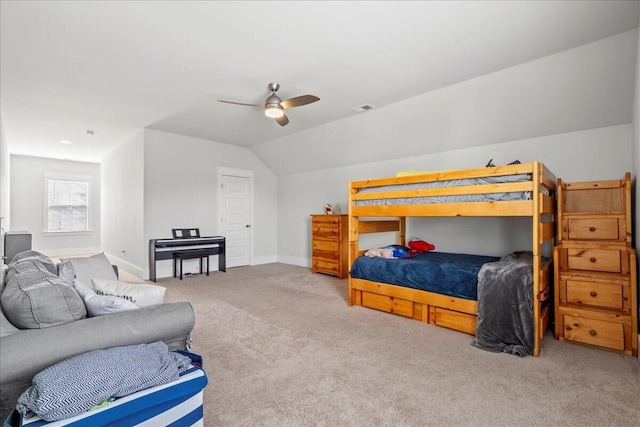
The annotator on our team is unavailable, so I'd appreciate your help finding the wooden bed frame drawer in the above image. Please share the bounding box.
[565,279,624,310]
[431,307,476,335]
[562,315,625,351]
[566,248,622,273]
[312,240,339,252]
[361,292,413,318]
[565,218,621,241]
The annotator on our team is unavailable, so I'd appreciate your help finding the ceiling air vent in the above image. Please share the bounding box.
[351,104,375,113]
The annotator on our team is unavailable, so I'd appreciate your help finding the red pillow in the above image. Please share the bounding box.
[408,239,435,252]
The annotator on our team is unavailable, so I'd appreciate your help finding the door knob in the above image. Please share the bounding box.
[245,224,251,228]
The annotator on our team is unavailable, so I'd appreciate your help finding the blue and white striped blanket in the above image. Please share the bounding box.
[16,342,191,422]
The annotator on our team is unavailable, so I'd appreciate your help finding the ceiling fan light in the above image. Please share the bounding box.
[265,105,284,118]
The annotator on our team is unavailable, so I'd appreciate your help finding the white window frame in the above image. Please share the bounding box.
[43,173,93,234]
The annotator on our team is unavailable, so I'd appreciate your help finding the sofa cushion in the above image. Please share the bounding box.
[59,253,118,289]
[1,253,86,329]
[72,280,138,317]
[92,279,166,307]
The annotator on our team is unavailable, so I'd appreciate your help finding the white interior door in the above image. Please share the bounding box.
[219,173,252,268]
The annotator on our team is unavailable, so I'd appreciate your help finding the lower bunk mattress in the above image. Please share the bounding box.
[350,251,500,300]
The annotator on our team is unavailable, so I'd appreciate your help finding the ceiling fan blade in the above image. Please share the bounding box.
[275,113,289,127]
[218,99,263,108]
[280,95,320,109]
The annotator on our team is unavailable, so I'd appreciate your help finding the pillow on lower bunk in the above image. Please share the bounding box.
[364,245,411,259]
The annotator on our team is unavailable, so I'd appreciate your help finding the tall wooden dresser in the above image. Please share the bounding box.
[553,173,637,356]
[311,214,349,279]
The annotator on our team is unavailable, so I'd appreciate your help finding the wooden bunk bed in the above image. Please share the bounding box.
[348,161,556,357]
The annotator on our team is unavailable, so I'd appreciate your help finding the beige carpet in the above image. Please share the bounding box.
[155,263,640,427]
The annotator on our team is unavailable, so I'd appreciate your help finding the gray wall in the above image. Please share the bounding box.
[99,128,278,280]
[634,21,640,258]
[0,113,9,264]
[9,155,101,256]
[142,129,278,279]
[101,130,145,276]
[632,17,640,365]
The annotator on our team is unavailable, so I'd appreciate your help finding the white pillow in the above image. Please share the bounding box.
[91,278,166,307]
[72,280,138,317]
[73,280,138,317]
[60,253,118,289]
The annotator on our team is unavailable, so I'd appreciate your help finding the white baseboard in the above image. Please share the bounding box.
[104,253,145,279]
[251,255,278,265]
[95,254,309,280]
[277,255,310,268]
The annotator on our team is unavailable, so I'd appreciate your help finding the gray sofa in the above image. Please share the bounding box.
[0,252,195,422]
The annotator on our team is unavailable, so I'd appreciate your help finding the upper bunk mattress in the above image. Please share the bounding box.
[350,251,500,300]
[354,173,531,206]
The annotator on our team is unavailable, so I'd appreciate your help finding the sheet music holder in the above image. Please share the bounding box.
[172,228,200,239]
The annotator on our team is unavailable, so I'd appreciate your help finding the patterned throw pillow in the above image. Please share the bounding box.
[72,280,138,317]
[91,279,166,307]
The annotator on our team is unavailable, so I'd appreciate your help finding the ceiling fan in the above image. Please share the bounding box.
[218,83,320,127]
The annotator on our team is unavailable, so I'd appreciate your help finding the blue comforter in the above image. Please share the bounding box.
[350,252,500,300]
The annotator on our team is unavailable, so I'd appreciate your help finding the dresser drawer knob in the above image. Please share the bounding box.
[589,226,596,232]
[589,257,597,263]
[589,330,597,336]
[589,291,597,297]
[565,326,572,331]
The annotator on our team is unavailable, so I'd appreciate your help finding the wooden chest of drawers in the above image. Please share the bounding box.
[311,214,348,279]
[554,174,637,356]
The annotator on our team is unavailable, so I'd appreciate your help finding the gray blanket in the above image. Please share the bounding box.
[16,342,191,421]
[471,251,543,357]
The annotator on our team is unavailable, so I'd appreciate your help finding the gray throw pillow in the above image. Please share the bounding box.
[10,250,58,275]
[57,260,75,285]
[1,255,87,329]
[59,252,118,289]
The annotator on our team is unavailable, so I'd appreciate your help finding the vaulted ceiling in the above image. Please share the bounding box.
[1,1,639,163]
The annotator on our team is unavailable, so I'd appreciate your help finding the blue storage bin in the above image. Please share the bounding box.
[4,351,207,427]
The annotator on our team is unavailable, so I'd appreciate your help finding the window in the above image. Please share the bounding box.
[44,174,92,232]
